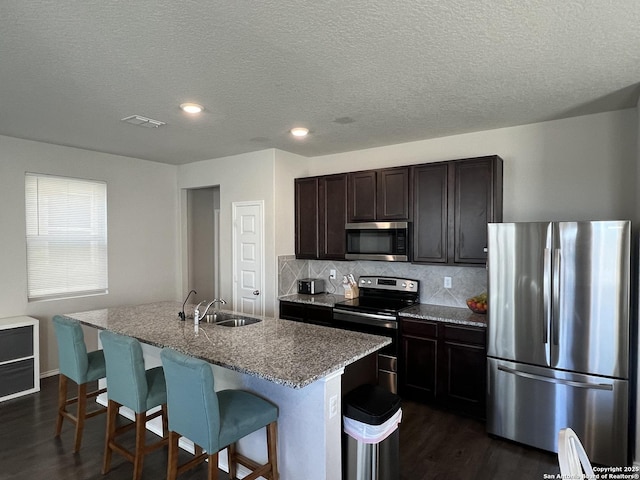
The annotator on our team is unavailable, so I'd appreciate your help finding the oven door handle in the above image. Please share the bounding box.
[333,308,398,329]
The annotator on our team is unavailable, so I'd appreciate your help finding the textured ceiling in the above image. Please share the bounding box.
[1,1,639,165]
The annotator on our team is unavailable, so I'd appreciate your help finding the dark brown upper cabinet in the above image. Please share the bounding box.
[377,167,410,221]
[412,163,448,263]
[318,174,348,259]
[347,170,377,222]
[295,174,347,260]
[296,155,501,263]
[412,155,503,265]
[295,177,319,259]
[347,167,410,222]
[452,157,503,263]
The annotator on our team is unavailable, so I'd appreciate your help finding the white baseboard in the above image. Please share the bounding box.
[40,369,59,378]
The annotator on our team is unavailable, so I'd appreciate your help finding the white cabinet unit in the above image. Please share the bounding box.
[0,316,40,402]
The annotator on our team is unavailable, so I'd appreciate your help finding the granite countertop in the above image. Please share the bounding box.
[65,301,389,389]
[399,304,487,327]
[280,294,487,328]
[278,293,346,308]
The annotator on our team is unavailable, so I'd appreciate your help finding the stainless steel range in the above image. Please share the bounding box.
[334,276,419,393]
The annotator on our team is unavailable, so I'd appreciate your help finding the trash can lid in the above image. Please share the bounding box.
[343,384,401,425]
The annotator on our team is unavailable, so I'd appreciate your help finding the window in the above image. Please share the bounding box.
[25,173,108,301]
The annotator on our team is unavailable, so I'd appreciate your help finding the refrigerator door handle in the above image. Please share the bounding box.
[548,248,562,367]
[497,365,613,391]
[552,248,561,362]
[543,247,552,363]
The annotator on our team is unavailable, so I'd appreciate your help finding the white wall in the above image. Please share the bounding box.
[307,109,638,222]
[274,150,310,258]
[0,135,179,374]
[178,149,280,316]
[177,148,305,317]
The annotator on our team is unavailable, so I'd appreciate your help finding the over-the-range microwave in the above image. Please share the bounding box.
[345,222,410,262]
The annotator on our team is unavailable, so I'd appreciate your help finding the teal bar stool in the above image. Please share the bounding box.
[160,348,279,480]
[52,315,107,453]
[100,331,169,480]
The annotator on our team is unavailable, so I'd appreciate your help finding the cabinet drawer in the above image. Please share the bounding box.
[401,319,438,338]
[305,305,333,326]
[279,302,306,322]
[0,326,33,362]
[442,324,486,346]
[280,301,333,327]
[0,358,34,398]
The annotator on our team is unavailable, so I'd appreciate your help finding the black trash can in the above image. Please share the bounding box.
[343,384,402,480]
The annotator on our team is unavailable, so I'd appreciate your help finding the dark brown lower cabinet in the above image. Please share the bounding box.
[400,319,486,419]
[279,301,333,327]
[401,319,438,401]
[440,325,486,418]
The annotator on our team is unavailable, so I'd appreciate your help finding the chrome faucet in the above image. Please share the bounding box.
[210,298,227,310]
[193,298,227,325]
[193,300,206,326]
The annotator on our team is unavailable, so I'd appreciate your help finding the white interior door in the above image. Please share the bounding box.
[232,201,264,316]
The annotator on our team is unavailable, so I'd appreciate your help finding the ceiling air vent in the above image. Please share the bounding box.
[121,115,166,128]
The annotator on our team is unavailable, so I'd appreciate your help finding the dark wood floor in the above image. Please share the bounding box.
[399,398,560,480]
[0,376,560,479]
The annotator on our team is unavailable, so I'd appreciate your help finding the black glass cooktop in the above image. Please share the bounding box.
[335,295,417,315]
[335,276,420,315]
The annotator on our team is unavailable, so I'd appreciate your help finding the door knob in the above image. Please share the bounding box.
[253,290,260,296]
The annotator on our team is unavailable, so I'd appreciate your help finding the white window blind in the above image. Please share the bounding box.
[25,173,108,301]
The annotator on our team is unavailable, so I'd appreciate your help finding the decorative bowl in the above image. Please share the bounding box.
[466,294,487,314]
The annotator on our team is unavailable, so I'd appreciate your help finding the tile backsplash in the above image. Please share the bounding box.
[278,256,487,308]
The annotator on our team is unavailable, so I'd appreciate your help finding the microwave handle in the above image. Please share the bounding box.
[345,222,409,229]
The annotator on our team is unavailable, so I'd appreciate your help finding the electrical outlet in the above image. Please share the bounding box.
[444,276,452,289]
[329,269,336,279]
[329,395,338,418]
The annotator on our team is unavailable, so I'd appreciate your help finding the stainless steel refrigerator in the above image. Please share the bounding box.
[486,221,631,466]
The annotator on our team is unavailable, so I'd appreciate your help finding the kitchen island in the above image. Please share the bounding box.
[65,301,389,480]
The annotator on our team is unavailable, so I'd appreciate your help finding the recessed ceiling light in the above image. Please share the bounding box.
[291,127,309,137]
[180,103,204,114]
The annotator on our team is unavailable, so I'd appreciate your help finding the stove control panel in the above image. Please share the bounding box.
[358,276,419,293]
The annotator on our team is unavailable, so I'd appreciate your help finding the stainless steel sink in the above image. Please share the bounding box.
[203,311,237,323]
[202,311,261,327]
[215,316,262,327]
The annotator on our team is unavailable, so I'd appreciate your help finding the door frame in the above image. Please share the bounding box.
[231,200,265,316]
